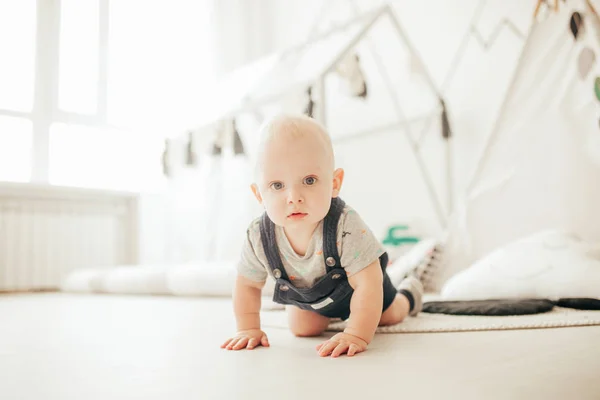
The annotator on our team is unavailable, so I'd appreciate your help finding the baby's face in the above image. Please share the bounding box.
[253,132,341,231]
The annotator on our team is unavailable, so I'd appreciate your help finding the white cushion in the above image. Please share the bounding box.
[165,263,236,297]
[441,230,600,300]
[102,265,170,295]
[61,261,273,298]
[60,268,110,293]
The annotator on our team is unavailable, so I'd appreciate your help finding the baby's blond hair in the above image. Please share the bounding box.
[254,114,335,178]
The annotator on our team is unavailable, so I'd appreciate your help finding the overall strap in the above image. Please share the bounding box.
[259,213,290,280]
[322,197,346,272]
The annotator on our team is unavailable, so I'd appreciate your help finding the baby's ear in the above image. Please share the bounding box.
[250,183,263,204]
[332,168,345,197]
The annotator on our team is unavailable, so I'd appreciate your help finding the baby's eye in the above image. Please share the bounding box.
[270,182,284,190]
[304,176,317,186]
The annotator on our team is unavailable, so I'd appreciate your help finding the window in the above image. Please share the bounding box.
[58,0,99,114]
[0,116,33,182]
[49,123,164,191]
[0,0,36,112]
[0,0,215,189]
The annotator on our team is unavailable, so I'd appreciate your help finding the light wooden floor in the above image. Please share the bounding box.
[1,293,599,400]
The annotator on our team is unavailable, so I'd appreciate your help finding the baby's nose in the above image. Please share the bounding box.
[287,188,304,204]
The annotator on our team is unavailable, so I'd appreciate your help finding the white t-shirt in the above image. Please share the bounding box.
[237,205,385,288]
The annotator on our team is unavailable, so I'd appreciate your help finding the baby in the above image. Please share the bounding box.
[221,114,423,357]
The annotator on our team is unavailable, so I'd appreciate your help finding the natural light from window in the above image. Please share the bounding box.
[58,0,99,114]
[0,0,215,191]
[0,0,36,112]
[0,116,32,182]
[49,123,164,192]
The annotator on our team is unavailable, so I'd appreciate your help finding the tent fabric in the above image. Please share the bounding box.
[433,0,600,291]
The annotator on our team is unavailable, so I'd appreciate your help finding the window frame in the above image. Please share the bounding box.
[0,0,216,188]
[0,0,113,184]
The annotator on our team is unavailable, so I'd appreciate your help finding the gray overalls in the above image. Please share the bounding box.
[259,197,397,320]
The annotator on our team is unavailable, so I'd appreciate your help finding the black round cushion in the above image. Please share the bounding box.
[422,299,556,316]
[555,298,600,310]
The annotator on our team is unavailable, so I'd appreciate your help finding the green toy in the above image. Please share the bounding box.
[382,225,420,247]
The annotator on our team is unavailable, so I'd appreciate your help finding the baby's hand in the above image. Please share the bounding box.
[316,332,368,357]
[221,329,270,351]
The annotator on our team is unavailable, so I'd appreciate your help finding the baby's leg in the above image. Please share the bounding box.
[287,305,331,337]
[379,275,424,326]
[379,294,410,326]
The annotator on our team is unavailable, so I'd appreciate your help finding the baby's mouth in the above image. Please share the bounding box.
[288,212,308,219]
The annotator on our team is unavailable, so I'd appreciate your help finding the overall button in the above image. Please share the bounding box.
[332,273,342,280]
[280,285,289,291]
[326,257,336,267]
[273,269,282,279]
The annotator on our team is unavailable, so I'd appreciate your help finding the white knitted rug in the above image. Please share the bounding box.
[261,307,600,334]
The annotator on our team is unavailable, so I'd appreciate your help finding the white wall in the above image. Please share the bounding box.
[211,0,275,76]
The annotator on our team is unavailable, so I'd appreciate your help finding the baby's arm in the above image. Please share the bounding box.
[345,259,384,343]
[221,274,270,350]
[316,259,383,357]
[233,274,264,331]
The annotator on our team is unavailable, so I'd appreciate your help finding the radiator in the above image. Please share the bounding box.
[0,183,138,291]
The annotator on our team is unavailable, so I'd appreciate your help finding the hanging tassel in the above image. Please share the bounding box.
[357,79,368,99]
[161,139,172,177]
[212,124,224,156]
[351,54,367,99]
[441,99,452,139]
[577,47,595,79]
[211,143,222,156]
[337,53,368,99]
[304,86,314,118]
[232,119,245,155]
[570,12,584,40]
[185,131,198,166]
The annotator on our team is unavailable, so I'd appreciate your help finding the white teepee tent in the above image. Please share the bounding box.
[165,5,450,264]
[433,0,600,291]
